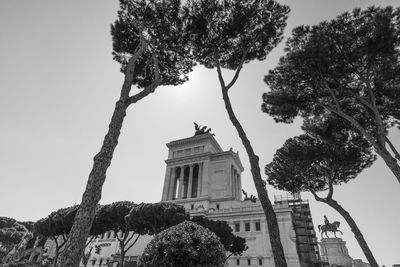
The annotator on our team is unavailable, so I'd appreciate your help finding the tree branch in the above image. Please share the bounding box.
[124,234,140,252]
[320,78,342,112]
[127,52,162,105]
[309,189,326,203]
[363,74,386,146]
[326,178,334,200]
[317,102,380,151]
[85,236,94,248]
[115,231,123,243]
[385,136,400,161]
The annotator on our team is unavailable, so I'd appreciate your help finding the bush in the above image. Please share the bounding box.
[139,221,226,267]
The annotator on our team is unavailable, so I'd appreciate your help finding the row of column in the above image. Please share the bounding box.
[167,163,203,200]
[231,165,241,200]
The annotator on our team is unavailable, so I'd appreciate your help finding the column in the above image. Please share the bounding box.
[197,163,203,197]
[237,173,242,200]
[168,167,176,200]
[201,161,209,197]
[178,166,184,199]
[187,165,194,198]
[231,166,236,198]
[161,167,171,201]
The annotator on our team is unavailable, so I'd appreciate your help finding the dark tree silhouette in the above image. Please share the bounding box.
[185,1,290,265]
[262,6,400,184]
[191,216,247,260]
[126,202,189,236]
[138,221,226,267]
[58,1,195,265]
[94,201,136,267]
[0,218,33,263]
[265,134,378,267]
[34,206,79,265]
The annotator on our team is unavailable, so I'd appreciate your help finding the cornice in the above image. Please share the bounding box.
[166,134,223,152]
[165,153,211,166]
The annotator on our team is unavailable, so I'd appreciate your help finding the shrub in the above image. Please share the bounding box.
[139,221,226,267]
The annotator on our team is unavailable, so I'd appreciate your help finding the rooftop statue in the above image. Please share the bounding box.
[318,215,343,238]
[194,122,214,136]
[242,189,257,203]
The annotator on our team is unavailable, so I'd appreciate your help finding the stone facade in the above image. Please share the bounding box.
[319,238,370,267]
[80,133,319,267]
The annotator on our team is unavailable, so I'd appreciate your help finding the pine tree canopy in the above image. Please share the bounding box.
[111,0,195,88]
[262,6,400,141]
[265,134,376,194]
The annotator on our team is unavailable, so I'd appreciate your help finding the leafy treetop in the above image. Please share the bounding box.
[126,202,189,236]
[262,6,400,139]
[265,134,376,194]
[185,0,289,70]
[111,0,195,88]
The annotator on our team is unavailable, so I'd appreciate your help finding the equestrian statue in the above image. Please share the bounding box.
[318,215,343,238]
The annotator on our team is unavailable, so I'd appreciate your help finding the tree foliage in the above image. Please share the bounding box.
[185,0,289,70]
[34,206,80,264]
[126,202,189,236]
[265,134,375,194]
[262,6,400,184]
[139,221,226,267]
[0,218,34,263]
[95,201,136,267]
[111,0,195,88]
[265,134,378,267]
[191,216,247,259]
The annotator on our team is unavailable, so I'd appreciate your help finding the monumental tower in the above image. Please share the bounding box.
[161,132,243,211]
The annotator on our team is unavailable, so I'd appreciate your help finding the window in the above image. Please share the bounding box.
[185,148,191,155]
[216,204,220,210]
[194,146,200,153]
[245,222,250,232]
[234,222,240,232]
[255,221,261,231]
[106,231,111,239]
[247,258,251,265]
[191,204,194,210]
[259,258,263,265]
[236,259,240,265]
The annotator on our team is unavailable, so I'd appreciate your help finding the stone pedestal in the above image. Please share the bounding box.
[319,238,353,267]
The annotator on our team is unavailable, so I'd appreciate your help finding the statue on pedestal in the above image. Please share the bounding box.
[318,215,343,238]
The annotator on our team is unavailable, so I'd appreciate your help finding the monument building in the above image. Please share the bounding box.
[79,131,322,266]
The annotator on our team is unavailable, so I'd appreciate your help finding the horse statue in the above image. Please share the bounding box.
[318,216,343,238]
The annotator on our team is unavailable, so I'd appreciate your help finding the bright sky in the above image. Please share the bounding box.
[1,0,399,265]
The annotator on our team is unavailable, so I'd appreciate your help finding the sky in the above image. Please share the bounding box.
[0,0,399,265]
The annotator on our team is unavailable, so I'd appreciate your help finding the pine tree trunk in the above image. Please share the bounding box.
[321,198,379,267]
[57,100,129,267]
[119,244,125,267]
[221,89,287,267]
[56,47,148,267]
